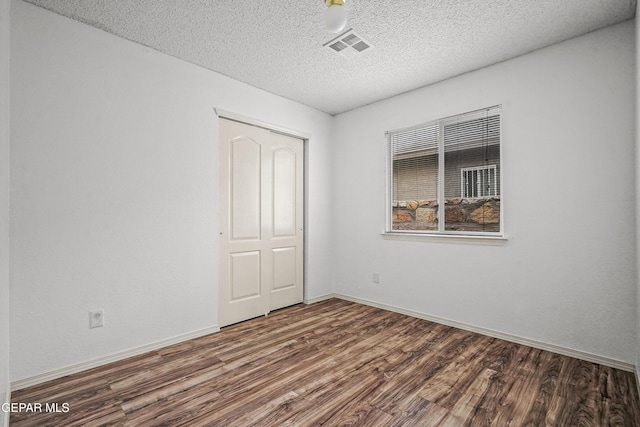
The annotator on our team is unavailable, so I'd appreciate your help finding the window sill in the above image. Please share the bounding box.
[381,232,507,245]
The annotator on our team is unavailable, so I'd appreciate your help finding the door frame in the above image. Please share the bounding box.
[215,109,311,141]
[214,108,310,320]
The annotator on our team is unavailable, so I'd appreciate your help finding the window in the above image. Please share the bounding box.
[386,106,502,236]
[462,165,498,199]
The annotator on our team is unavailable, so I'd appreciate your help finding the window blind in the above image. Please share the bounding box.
[387,105,502,235]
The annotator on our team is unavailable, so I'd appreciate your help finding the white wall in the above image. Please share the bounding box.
[0,0,10,422]
[10,0,334,382]
[332,21,637,364]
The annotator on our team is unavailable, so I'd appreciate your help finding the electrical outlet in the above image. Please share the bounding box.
[373,272,380,284]
[90,309,104,328]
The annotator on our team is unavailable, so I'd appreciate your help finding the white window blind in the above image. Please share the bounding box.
[387,105,502,236]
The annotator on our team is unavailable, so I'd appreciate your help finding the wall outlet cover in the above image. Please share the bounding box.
[90,309,104,328]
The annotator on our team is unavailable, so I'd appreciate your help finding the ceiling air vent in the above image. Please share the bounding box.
[324,29,373,58]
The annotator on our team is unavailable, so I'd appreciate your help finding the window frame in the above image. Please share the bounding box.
[385,105,504,239]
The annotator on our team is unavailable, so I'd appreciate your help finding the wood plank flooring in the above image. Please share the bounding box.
[10,298,640,426]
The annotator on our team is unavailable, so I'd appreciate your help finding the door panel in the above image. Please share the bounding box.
[272,247,297,291]
[219,119,303,327]
[273,147,296,237]
[229,251,261,300]
[231,137,262,240]
[268,132,304,311]
[219,120,271,326]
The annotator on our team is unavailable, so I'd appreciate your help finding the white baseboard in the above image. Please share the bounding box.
[11,325,220,391]
[332,293,636,372]
[10,296,637,392]
[303,293,334,305]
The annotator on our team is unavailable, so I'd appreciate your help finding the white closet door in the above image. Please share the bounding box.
[219,118,303,327]
[268,132,304,312]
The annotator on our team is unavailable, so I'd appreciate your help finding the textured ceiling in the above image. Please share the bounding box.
[23,0,637,115]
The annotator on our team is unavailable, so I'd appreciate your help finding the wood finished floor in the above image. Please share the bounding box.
[10,298,640,426]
